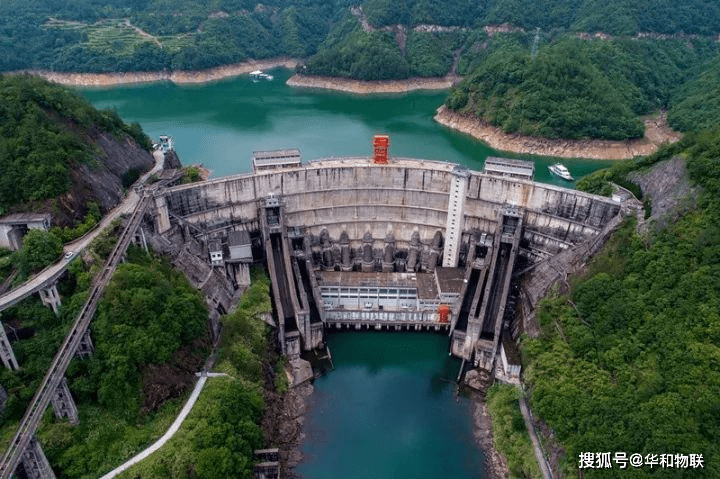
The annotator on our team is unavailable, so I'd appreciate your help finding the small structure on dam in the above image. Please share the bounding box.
[148,147,621,381]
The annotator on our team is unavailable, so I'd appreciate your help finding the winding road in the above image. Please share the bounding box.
[0,149,164,314]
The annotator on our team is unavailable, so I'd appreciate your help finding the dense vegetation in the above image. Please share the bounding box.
[117,269,274,479]
[359,0,720,35]
[302,16,410,80]
[1,227,277,479]
[0,75,151,215]
[445,36,717,140]
[0,0,344,73]
[0,227,119,448]
[11,229,63,279]
[3,1,720,137]
[301,12,465,80]
[0,296,71,432]
[523,130,720,478]
[2,0,718,74]
[667,55,720,133]
[31,249,210,477]
[486,384,542,479]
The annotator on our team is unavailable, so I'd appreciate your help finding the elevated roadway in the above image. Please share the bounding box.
[0,149,164,478]
[0,151,164,314]
[0,194,152,478]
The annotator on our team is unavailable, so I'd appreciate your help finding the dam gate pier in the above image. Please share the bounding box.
[150,151,621,382]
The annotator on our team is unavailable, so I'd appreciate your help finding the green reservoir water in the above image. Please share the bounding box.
[296,332,483,479]
[79,69,614,478]
[81,67,614,185]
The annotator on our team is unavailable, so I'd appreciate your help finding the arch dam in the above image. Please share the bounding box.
[151,154,621,374]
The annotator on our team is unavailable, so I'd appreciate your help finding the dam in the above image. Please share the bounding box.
[150,145,621,378]
[0,143,624,478]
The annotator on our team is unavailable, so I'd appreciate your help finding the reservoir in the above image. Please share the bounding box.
[80,67,614,185]
[79,69,612,478]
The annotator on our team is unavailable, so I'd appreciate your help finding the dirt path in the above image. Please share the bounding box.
[519,396,553,479]
[124,19,162,48]
[434,105,681,160]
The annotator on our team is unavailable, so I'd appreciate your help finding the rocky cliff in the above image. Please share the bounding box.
[52,131,154,225]
[0,74,155,227]
[628,156,698,229]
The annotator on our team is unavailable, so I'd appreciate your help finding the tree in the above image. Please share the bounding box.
[14,229,63,276]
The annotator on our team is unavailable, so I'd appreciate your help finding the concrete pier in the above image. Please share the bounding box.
[38,283,61,315]
[21,437,55,479]
[50,377,79,425]
[75,329,94,358]
[0,321,19,370]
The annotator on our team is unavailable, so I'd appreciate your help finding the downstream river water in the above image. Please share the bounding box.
[79,68,612,478]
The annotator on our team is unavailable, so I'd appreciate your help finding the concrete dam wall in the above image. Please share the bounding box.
[151,156,621,374]
[156,158,617,260]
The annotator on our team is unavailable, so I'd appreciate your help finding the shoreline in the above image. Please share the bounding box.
[286,73,459,94]
[12,57,299,87]
[471,393,511,479]
[434,105,682,160]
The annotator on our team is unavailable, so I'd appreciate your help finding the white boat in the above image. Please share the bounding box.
[249,70,274,81]
[548,163,574,181]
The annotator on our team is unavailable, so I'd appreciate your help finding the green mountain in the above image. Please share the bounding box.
[0,74,153,220]
[445,36,717,140]
[524,130,720,478]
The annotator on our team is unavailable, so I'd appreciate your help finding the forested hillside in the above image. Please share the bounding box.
[4,0,720,135]
[358,0,720,35]
[2,0,719,74]
[0,0,344,73]
[445,36,717,139]
[667,55,720,132]
[525,131,720,478]
[0,75,152,218]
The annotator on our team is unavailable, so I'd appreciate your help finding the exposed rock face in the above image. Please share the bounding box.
[287,74,456,94]
[141,337,210,412]
[629,156,698,227]
[164,149,182,170]
[21,58,299,86]
[434,105,680,160]
[288,358,313,387]
[465,368,494,393]
[52,132,154,225]
[262,379,314,476]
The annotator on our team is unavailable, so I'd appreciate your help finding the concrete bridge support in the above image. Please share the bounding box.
[21,437,55,479]
[75,330,94,358]
[38,283,61,315]
[0,321,19,370]
[133,227,149,254]
[50,377,79,425]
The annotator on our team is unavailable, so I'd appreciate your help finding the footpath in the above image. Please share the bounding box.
[99,373,229,479]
